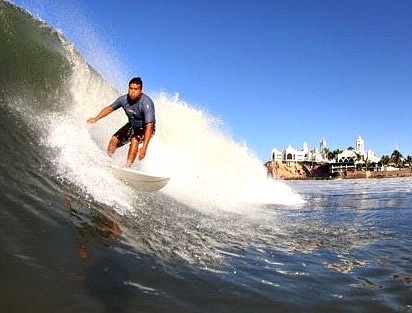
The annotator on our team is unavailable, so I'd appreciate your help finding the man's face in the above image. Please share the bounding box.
[128,83,142,100]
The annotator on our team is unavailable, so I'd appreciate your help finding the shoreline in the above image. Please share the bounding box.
[265,161,412,180]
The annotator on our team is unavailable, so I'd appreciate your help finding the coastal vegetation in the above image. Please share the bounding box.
[380,150,412,168]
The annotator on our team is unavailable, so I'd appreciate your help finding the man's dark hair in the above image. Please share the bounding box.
[129,77,143,88]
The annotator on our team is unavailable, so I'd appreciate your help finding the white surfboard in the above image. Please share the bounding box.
[110,166,169,192]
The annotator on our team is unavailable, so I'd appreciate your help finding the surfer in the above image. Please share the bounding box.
[87,77,156,167]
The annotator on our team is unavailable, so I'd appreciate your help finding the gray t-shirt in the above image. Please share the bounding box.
[110,93,156,128]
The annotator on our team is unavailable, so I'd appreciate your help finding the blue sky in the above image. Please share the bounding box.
[10,0,412,160]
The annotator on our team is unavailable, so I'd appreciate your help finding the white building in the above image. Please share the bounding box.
[366,149,380,163]
[336,135,380,163]
[272,139,329,164]
[273,135,380,164]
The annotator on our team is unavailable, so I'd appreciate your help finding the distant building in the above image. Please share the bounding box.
[335,149,357,163]
[366,149,381,163]
[335,135,380,164]
[272,135,380,164]
[272,139,329,164]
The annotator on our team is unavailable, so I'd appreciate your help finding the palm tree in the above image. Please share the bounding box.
[326,151,333,160]
[405,155,412,168]
[391,149,403,168]
[322,147,330,159]
[327,149,342,161]
[380,155,390,165]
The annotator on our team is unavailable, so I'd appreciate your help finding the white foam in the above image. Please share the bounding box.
[137,92,305,211]
[45,113,134,214]
[45,30,304,214]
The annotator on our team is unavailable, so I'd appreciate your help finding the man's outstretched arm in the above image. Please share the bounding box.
[87,106,114,124]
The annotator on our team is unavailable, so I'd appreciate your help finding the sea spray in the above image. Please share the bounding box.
[45,37,306,213]
[41,40,137,213]
[61,53,304,213]
[138,92,304,211]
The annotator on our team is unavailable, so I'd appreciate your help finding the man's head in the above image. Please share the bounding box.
[128,77,143,100]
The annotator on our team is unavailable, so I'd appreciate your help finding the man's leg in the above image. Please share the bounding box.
[107,136,120,156]
[126,137,139,167]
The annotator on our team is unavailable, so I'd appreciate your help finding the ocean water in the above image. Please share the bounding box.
[1,2,411,312]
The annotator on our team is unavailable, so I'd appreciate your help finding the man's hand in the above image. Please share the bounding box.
[87,106,114,124]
